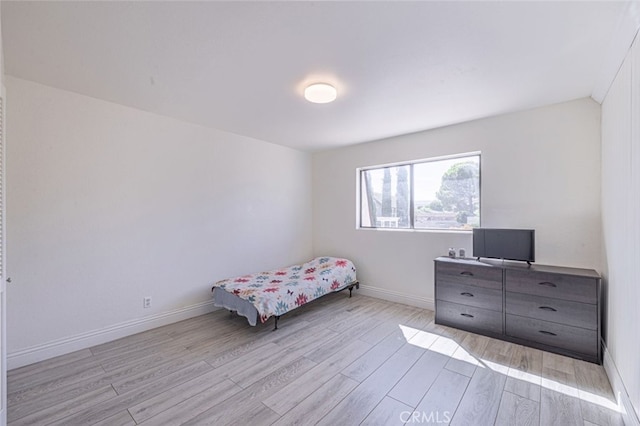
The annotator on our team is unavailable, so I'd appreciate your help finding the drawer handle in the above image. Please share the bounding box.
[460,271,474,276]
[460,292,474,297]
[538,281,557,288]
[460,313,474,318]
[538,330,557,336]
[538,306,557,312]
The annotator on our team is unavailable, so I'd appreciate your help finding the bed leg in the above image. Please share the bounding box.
[273,315,280,331]
[348,281,359,298]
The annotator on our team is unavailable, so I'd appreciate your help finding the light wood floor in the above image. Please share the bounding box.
[7,293,622,425]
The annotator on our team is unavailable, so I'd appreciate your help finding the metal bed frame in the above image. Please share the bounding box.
[228,280,360,330]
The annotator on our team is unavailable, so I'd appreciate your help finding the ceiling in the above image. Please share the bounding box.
[1,1,631,151]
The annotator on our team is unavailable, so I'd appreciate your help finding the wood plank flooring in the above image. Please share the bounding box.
[7,294,622,425]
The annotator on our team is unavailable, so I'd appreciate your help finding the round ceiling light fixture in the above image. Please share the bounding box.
[304,83,337,104]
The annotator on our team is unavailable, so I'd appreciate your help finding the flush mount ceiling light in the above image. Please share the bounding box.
[304,83,337,104]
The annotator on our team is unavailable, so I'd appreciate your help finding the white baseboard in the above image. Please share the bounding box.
[357,284,435,311]
[602,343,640,426]
[8,300,218,370]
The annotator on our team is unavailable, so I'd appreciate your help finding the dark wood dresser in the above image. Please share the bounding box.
[434,257,601,363]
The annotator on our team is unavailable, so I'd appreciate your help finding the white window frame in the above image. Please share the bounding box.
[357,152,481,232]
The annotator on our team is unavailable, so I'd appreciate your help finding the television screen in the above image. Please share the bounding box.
[472,228,535,263]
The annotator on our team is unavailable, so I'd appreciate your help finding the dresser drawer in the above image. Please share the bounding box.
[436,261,502,290]
[505,270,597,304]
[506,292,597,330]
[506,314,598,357]
[436,300,503,334]
[437,282,502,312]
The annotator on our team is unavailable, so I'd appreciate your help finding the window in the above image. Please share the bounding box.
[359,153,480,231]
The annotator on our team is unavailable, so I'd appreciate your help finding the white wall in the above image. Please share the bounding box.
[5,77,312,367]
[312,98,601,308]
[0,11,3,90]
[1,6,7,424]
[601,32,640,422]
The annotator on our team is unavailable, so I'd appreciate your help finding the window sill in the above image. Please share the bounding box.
[356,227,473,234]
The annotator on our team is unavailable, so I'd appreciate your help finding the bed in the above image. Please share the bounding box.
[211,257,359,329]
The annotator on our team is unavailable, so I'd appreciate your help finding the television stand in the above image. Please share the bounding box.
[434,256,602,363]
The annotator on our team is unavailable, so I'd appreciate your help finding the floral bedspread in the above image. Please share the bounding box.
[214,257,357,323]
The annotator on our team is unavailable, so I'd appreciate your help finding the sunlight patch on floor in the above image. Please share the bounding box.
[481,358,510,375]
[506,368,541,386]
[450,345,482,368]
[578,388,620,411]
[399,324,621,413]
[398,324,421,343]
[404,327,439,349]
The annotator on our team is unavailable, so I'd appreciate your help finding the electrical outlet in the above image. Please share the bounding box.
[143,297,152,309]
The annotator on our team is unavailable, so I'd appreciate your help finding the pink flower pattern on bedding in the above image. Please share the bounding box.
[214,257,357,323]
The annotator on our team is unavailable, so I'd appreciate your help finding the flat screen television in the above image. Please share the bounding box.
[472,228,535,263]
